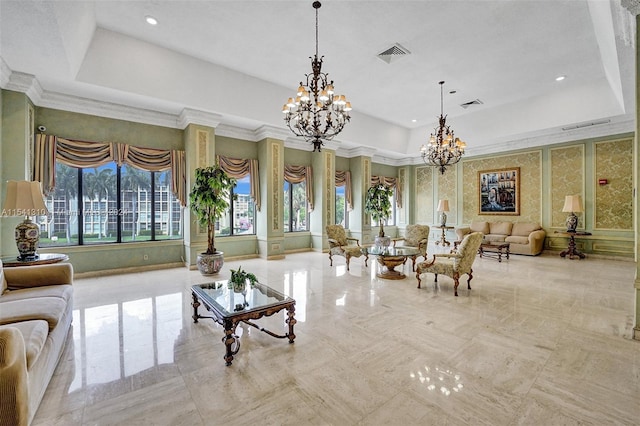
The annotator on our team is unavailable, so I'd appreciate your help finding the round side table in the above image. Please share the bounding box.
[1,253,69,267]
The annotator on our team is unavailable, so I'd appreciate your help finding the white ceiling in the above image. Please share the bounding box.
[0,0,636,162]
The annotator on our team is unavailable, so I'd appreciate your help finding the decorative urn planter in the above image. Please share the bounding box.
[196,252,224,275]
[375,236,391,247]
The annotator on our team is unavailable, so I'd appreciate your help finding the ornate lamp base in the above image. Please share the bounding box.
[15,217,40,260]
[565,212,578,233]
[439,212,448,227]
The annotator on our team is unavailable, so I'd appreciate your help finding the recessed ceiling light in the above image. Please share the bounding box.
[555,75,566,81]
[145,15,158,25]
[411,119,417,123]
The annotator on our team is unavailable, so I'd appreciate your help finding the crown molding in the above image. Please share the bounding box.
[3,70,43,104]
[468,117,635,157]
[0,57,11,89]
[178,108,222,129]
[254,125,291,141]
[39,91,178,128]
[215,124,260,141]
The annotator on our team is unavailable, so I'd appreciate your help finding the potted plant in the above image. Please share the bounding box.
[229,265,258,292]
[189,165,236,275]
[364,183,394,246]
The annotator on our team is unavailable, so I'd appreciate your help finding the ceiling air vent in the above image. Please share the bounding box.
[377,43,410,64]
[460,99,483,109]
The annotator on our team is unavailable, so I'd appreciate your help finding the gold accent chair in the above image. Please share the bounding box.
[415,231,484,296]
[326,225,368,271]
[392,224,430,271]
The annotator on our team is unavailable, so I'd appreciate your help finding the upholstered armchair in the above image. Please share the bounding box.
[415,231,484,296]
[392,224,430,270]
[326,225,368,270]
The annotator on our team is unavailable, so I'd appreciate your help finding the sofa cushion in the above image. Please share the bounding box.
[0,321,49,369]
[0,285,72,306]
[484,234,507,243]
[505,235,530,245]
[0,297,67,331]
[511,222,541,237]
[470,221,490,234]
[490,222,513,235]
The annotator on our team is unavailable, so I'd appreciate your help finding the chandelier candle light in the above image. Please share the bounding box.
[282,1,351,152]
[420,81,467,174]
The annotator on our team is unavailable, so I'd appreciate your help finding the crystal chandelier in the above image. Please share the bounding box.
[420,81,467,174]
[282,1,351,152]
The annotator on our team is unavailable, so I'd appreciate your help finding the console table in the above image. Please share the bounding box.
[556,231,591,259]
[433,225,454,246]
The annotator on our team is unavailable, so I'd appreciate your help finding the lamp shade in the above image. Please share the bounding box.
[437,199,450,212]
[2,181,48,216]
[562,195,583,213]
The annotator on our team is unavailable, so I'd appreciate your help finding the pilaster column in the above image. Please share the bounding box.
[310,148,335,250]
[349,155,372,245]
[182,124,215,267]
[1,90,33,255]
[634,12,640,340]
[257,137,285,259]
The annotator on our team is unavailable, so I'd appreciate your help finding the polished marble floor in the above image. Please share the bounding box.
[33,247,640,425]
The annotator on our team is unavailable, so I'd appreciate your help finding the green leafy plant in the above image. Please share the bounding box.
[188,165,236,255]
[364,184,394,237]
[229,265,258,287]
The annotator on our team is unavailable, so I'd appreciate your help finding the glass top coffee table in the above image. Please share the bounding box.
[191,281,296,366]
[365,246,422,279]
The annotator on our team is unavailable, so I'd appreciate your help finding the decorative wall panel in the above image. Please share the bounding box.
[398,168,406,225]
[550,145,584,228]
[594,138,633,230]
[364,158,371,225]
[415,166,434,224]
[272,142,281,232]
[461,150,542,224]
[197,130,208,168]
[437,166,457,225]
[325,151,333,226]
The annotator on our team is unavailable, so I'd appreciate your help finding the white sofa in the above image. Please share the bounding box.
[0,260,74,426]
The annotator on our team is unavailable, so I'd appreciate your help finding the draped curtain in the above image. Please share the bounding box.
[335,170,352,211]
[284,164,314,211]
[371,175,402,208]
[33,134,187,206]
[216,155,261,211]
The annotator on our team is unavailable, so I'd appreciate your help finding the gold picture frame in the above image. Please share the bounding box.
[478,167,520,215]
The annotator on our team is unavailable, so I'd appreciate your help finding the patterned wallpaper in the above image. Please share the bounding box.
[594,138,633,230]
[437,166,457,226]
[550,145,584,228]
[415,166,434,223]
[461,150,542,224]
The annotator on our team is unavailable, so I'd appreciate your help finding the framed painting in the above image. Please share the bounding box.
[478,167,520,215]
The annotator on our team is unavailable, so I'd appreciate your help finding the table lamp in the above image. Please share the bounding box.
[437,199,450,227]
[562,195,582,232]
[2,180,49,260]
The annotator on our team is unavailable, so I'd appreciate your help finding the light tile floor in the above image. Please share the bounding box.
[33,247,640,425]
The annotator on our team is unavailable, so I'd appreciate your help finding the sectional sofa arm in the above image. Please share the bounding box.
[0,327,29,426]
[4,263,74,289]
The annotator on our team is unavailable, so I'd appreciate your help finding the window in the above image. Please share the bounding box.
[38,162,183,246]
[284,180,309,232]
[216,175,256,236]
[335,185,348,228]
